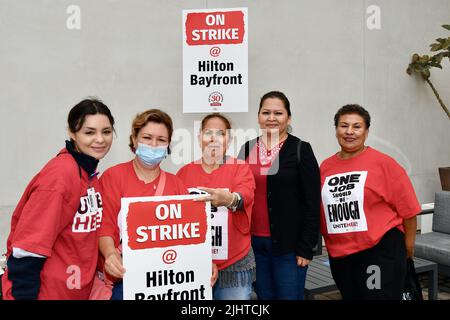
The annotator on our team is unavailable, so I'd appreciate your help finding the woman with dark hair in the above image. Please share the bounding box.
[238,91,321,300]
[98,109,218,300]
[320,104,420,300]
[2,98,115,299]
[177,113,256,300]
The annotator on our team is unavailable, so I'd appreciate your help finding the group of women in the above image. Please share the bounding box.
[1,91,420,300]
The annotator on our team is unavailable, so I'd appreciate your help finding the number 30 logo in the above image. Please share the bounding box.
[208,92,223,107]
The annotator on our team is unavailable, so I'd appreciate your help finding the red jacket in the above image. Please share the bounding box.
[2,149,102,299]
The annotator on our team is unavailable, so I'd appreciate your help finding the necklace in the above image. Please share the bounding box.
[258,140,285,165]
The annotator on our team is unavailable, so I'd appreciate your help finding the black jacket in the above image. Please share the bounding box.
[238,134,321,260]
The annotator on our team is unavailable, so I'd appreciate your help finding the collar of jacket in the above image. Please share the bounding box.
[64,140,99,177]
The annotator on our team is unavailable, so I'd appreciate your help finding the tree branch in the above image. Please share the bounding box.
[425,78,450,119]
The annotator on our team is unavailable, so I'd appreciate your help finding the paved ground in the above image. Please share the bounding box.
[313,274,450,300]
[311,239,450,300]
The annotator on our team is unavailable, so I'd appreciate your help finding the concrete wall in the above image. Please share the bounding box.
[1,0,450,252]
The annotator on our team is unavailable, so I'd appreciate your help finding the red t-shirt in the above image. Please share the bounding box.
[246,140,285,236]
[98,161,187,247]
[249,162,271,236]
[176,158,255,270]
[320,147,421,258]
[2,150,103,300]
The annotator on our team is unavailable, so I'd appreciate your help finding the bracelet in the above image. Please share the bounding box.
[229,192,242,212]
[226,192,236,208]
[233,192,242,212]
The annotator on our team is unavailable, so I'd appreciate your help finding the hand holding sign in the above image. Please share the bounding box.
[189,188,229,261]
[194,186,233,208]
[105,249,126,279]
[99,236,126,280]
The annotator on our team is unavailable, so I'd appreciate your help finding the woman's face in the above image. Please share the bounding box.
[69,114,113,160]
[200,117,230,161]
[335,113,369,155]
[132,121,169,149]
[258,97,291,137]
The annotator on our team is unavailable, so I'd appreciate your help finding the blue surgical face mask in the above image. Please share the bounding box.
[135,143,168,166]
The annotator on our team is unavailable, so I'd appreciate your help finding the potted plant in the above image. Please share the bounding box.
[406,24,450,191]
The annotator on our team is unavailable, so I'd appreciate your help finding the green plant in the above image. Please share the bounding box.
[406,24,450,119]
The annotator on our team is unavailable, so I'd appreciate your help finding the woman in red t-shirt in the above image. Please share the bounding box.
[2,98,115,300]
[177,113,256,300]
[98,109,218,300]
[320,104,420,300]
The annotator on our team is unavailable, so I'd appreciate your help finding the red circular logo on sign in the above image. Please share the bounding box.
[209,92,223,107]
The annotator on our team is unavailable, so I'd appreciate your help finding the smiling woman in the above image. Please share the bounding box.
[320,104,421,300]
[334,106,370,160]
[69,114,114,160]
[177,113,256,300]
[1,98,115,300]
[238,91,321,301]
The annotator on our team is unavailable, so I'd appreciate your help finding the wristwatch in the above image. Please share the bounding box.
[230,192,241,212]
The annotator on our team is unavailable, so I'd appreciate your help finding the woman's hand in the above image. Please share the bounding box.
[211,263,218,287]
[194,187,234,208]
[296,256,311,267]
[403,216,417,258]
[104,249,126,279]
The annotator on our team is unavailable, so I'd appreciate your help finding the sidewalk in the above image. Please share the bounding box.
[310,264,450,300]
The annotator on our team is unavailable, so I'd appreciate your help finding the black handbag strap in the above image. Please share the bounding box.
[297,138,302,165]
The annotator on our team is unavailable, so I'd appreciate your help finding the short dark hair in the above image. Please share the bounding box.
[258,91,291,116]
[67,98,115,133]
[334,104,371,128]
[129,109,173,154]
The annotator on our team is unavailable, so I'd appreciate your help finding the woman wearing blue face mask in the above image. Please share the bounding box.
[96,109,218,300]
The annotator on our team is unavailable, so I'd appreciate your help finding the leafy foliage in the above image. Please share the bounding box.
[407,24,450,119]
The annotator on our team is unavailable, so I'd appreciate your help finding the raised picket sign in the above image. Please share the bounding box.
[182,7,248,113]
